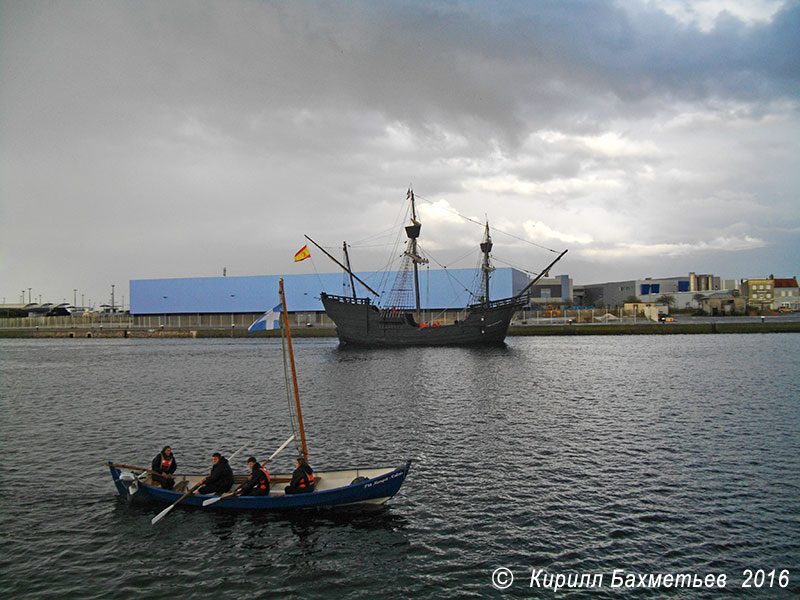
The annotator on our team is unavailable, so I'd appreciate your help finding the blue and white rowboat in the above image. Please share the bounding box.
[109,460,412,510]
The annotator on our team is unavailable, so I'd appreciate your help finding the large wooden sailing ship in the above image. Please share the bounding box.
[310,189,567,347]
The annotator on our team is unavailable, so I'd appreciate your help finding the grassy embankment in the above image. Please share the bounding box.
[2,321,799,338]
[507,321,800,335]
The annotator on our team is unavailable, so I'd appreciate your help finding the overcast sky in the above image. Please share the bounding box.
[2,0,798,308]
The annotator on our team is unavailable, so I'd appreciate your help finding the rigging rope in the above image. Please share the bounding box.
[413,193,562,254]
[419,246,478,303]
[280,323,302,456]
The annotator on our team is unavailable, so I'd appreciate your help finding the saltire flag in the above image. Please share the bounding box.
[248,304,282,332]
[294,245,311,262]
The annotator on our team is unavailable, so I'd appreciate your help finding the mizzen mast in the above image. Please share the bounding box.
[480,220,495,306]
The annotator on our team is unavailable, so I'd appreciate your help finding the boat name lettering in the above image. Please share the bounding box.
[363,474,396,489]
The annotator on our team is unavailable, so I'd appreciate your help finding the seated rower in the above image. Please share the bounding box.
[151,445,176,490]
[236,457,271,496]
[196,452,234,495]
[284,456,315,495]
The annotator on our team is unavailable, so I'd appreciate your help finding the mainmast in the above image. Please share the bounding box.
[480,220,494,306]
[403,189,428,320]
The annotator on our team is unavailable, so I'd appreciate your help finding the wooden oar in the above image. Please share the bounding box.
[150,480,204,525]
[151,442,248,525]
[109,463,176,479]
[202,434,295,507]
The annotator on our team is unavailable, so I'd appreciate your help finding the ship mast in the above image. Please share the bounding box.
[403,189,428,321]
[480,220,494,306]
[343,241,357,300]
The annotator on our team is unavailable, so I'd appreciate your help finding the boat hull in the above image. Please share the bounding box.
[321,293,525,347]
[109,460,412,510]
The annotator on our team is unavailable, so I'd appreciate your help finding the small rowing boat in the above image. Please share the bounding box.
[108,278,412,521]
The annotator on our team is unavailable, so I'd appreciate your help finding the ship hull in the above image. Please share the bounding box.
[320,293,525,347]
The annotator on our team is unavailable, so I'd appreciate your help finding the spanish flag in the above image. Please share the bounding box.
[294,245,311,262]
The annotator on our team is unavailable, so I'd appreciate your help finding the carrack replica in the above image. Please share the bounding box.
[108,279,412,522]
[309,188,567,347]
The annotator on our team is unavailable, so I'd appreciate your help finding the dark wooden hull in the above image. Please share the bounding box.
[320,293,525,347]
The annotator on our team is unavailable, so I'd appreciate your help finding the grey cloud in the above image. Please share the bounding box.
[1,1,798,303]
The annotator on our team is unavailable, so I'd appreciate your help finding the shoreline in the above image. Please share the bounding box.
[2,321,799,338]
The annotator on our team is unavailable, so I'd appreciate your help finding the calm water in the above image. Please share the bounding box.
[1,335,798,599]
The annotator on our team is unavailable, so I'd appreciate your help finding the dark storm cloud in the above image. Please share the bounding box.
[1,0,798,305]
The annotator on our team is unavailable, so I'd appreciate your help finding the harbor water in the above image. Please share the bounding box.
[1,335,798,598]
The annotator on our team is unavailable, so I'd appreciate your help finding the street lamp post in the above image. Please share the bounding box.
[230,294,236,337]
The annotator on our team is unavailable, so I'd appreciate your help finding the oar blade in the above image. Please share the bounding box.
[202,496,221,507]
[151,504,174,525]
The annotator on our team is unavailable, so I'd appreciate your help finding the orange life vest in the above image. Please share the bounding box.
[299,471,314,489]
[258,466,271,490]
[161,457,173,470]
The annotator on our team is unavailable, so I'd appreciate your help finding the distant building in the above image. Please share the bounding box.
[129,267,529,317]
[622,302,668,321]
[527,275,573,307]
[579,272,721,309]
[701,293,746,316]
[23,303,71,317]
[773,277,799,311]
[745,277,775,311]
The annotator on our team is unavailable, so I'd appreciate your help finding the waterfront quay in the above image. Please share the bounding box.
[2,313,798,338]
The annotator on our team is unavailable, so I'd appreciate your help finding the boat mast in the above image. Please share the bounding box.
[343,241,357,300]
[278,278,308,462]
[480,220,494,306]
[404,189,428,320]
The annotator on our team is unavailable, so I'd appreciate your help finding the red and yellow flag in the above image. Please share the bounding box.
[294,245,311,262]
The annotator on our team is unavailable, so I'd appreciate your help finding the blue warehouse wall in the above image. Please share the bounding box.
[130,268,525,315]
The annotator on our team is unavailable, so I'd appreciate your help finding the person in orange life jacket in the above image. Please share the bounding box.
[195,452,234,495]
[284,456,314,494]
[236,457,271,496]
[151,446,176,490]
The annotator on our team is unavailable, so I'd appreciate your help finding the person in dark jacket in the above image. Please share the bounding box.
[237,457,271,496]
[284,456,315,495]
[196,452,234,495]
[151,446,176,490]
